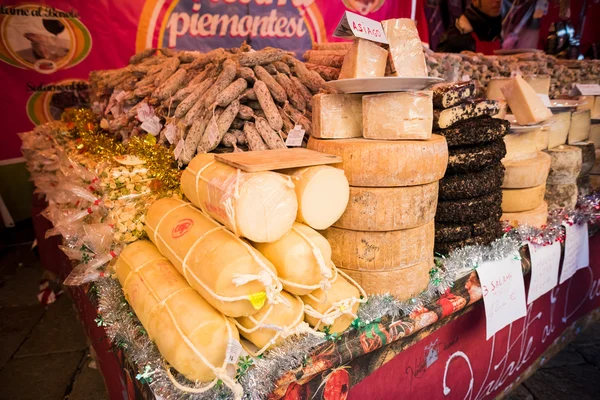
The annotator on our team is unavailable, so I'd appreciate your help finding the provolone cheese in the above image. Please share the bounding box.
[501,184,546,212]
[486,78,511,101]
[338,38,388,79]
[321,221,434,271]
[500,201,548,228]
[503,128,549,161]
[546,145,582,184]
[312,94,363,139]
[334,182,438,231]
[181,153,297,243]
[502,152,551,189]
[382,18,428,77]
[307,136,448,187]
[340,261,431,301]
[363,91,433,140]
[568,110,591,144]
[115,241,236,382]
[545,183,578,210]
[282,166,349,230]
[501,75,553,125]
[546,112,572,149]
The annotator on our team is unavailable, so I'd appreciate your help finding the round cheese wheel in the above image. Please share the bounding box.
[282,166,349,230]
[253,223,333,295]
[339,261,431,301]
[577,175,592,197]
[236,292,304,351]
[145,198,279,317]
[447,139,506,174]
[321,221,434,271]
[439,164,504,200]
[545,145,582,185]
[435,215,500,243]
[545,183,578,210]
[436,116,509,148]
[501,184,546,212]
[115,241,237,382]
[434,227,502,255]
[502,151,551,189]
[306,135,448,187]
[334,182,438,231]
[503,128,549,161]
[436,191,502,224]
[301,272,360,334]
[591,149,600,175]
[181,153,297,243]
[570,141,596,176]
[501,201,548,228]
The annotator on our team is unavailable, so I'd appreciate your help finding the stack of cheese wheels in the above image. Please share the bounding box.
[572,141,597,196]
[586,104,600,191]
[308,78,448,301]
[500,128,552,228]
[115,241,238,383]
[544,145,582,209]
[432,81,507,254]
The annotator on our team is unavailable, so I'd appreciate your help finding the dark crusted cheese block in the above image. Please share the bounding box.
[436,190,502,223]
[437,116,509,148]
[435,215,501,243]
[439,163,504,201]
[431,81,476,109]
[447,139,507,174]
[545,183,578,210]
[433,100,500,130]
[577,175,592,197]
[434,225,502,255]
[570,141,596,176]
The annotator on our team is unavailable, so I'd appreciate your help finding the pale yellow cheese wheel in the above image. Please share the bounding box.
[301,272,360,334]
[503,128,549,160]
[502,152,551,189]
[501,184,546,212]
[333,182,438,231]
[181,153,297,243]
[321,221,434,271]
[236,292,304,351]
[115,241,237,382]
[145,197,279,317]
[501,201,548,228]
[307,135,448,187]
[282,166,350,230]
[253,222,333,295]
[340,261,431,301]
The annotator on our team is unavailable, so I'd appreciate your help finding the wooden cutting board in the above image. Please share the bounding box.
[214,148,342,172]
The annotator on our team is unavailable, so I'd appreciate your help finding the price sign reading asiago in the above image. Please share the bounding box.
[333,11,388,44]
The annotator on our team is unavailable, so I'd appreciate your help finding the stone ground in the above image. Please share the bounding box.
[0,221,599,400]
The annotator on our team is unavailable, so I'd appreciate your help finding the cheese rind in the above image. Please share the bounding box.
[588,124,600,149]
[545,183,578,210]
[334,183,438,231]
[433,100,500,129]
[570,141,596,176]
[503,128,549,161]
[502,152,551,189]
[306,136,448,187]
[501,201,548,228]
[568,110,591,144]
[312,94,363,139]
[545,145,582,184]
[382,18,428,77]
[321,221,435,271]
[546,112,572,149]
[592,96,600,119]
[339,261,431,301]
[501,75,553,125]
[501,184,546,212]
[362,91,433,140]
[432,81,476,109]
[282,166,349,230]
[338,38,388,79]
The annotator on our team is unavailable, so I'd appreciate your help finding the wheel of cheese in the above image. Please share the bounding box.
[436,191,502,224]
[567,110,591,144]
[321,221,434,271]
[181,153,297,243]
[447,139,507,174]
[301,272,360,334]
[115,241,237,382]
[501,184,546,212]
[439,164,504,201]
[590,175,600,192]
[545,183,578,210]
[436,116,509,148]
[588,124,600,149]
[503,128,549,160]
[502,151,551,189]
[281,166,349,230]
[433,100,500,129]
[570,141,596,176]
[546,112,571,149]
[545,145,582,185]
[501,201,548,228]
[591,149,600,174]
[306,135,448,187]
[432,81,476,109]
[253,223,332,296]
[577,175,592,197]
[236,292,304,352]
[333,182,438,231]
[145,198,280,317]
[435,215,501,243]
[434,227,502,255]
[339,261,431,301]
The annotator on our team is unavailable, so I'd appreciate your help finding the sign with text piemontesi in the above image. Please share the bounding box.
[560,223,590,284]
[333,11,388,44]
[477,255,527,340]
[574,84,600,96]
[527,242,561,304]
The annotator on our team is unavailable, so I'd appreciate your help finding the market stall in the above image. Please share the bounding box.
[18,10,600,400]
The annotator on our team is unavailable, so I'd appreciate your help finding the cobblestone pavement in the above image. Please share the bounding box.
[1,221,599,400]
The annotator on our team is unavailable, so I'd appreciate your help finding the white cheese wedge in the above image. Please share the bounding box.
[568,110,591,144]
[382,18,428,77]
[501,75,553,125]
[312,94,363,139]
[338,38,388,79]
[546,112,572,148]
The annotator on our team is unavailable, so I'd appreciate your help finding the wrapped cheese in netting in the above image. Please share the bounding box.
[115,240,242,395]
[181,153,298,243]
[145,197,283,317]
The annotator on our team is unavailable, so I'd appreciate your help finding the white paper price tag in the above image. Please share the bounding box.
[560,223,589,284]
[226,338,242,364]
[110,105,121,118]
[575,84,600,96]
[461,74,471,82]
[137,102,153,122]
[141,115,162,136]
[285,125,305,147]
[115,90,128,103]
[333,11,388,44]
[527,242,560,304]
[164,124,177,144]
[174,139,185,160]
[477,255,527,340]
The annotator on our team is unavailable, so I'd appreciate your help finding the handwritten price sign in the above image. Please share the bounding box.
[477,255,527,340]
[333,11,388,44]
[560,223,589,284]
[527,242,560,304]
